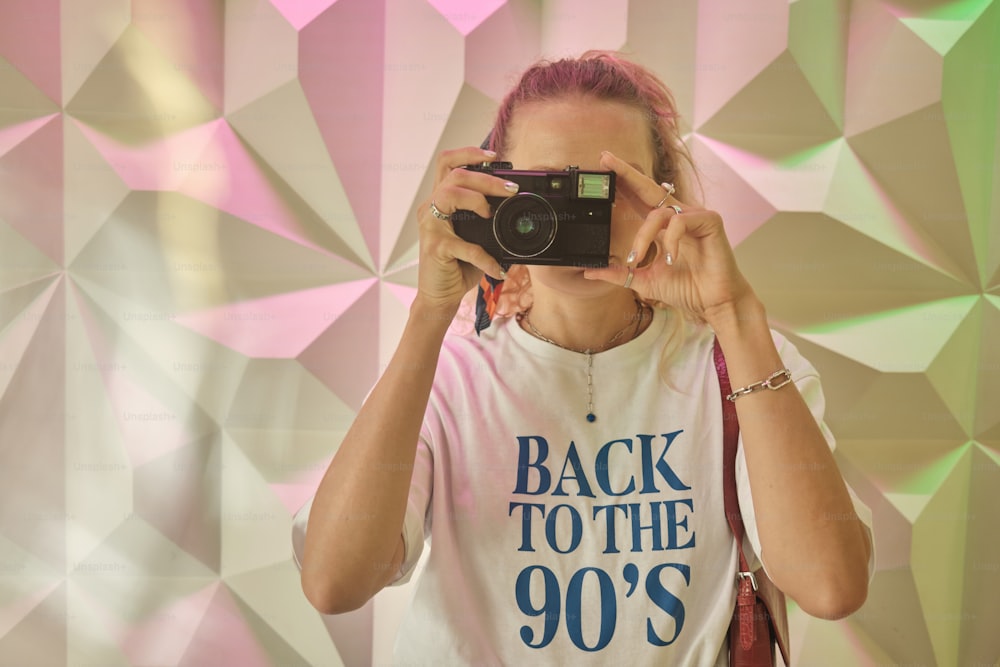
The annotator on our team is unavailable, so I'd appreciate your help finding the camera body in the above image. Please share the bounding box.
[450,161,615,267]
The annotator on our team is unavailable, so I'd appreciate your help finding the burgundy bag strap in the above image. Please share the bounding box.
[713,338,791,666]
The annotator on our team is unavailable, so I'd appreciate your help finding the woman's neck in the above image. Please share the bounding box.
[519,289,649,353]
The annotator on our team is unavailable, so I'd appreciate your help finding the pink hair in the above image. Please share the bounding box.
[488,50,696,200]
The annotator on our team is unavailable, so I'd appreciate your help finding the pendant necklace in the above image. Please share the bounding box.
[517,299,650,423]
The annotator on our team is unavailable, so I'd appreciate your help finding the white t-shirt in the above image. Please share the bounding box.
[294,307,873,666]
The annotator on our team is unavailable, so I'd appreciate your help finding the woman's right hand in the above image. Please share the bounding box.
[415,147,518,312]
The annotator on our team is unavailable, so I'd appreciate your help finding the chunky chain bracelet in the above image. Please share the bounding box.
[726,368,793,402]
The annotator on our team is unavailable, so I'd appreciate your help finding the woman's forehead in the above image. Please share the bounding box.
[504,97,655,171]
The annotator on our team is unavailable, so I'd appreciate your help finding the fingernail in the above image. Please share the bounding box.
[665,252,673,266]
[626,250,637,265]
[484,150,497,158]
[504,181,519,193]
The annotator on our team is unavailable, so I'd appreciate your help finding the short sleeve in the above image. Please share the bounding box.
[290,495,311,571]
[288,436,434,586]
[734,333,876,581]
[392,434,434,585]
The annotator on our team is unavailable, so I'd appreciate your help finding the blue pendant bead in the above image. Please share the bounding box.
[587,413,596,422]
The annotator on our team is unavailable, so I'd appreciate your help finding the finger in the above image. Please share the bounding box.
[420,193,507,281]
[445,167,520,199]
[621,203,677,269]
[582,263,631,288]
[435,147,498,185]
[425,182,503,221]
[421,210,506,282]
[600,150,687,210]
[427,167,522,224]
[442,236,507,282]
[659,216,687,266]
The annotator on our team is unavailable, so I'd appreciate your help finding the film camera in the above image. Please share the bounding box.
[450,161,616,267]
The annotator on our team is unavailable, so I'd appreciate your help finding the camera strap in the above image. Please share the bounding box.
[714,338,791,666]
[474,273,505,335]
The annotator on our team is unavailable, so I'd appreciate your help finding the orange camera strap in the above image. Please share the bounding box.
[474,274,505,335]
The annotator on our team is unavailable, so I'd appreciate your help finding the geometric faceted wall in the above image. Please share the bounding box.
[0,0,997,665]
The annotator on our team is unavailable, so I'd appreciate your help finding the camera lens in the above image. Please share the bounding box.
[492,193,557,258]
[513,214,539,236]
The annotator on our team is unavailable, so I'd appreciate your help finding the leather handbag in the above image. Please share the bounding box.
[714,339,791,667]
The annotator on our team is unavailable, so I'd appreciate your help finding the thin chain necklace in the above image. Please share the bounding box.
[517,299,650,423]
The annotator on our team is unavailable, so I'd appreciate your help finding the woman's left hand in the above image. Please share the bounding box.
[584,151,754,322]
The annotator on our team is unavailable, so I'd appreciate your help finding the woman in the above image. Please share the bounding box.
[295,51,873,665]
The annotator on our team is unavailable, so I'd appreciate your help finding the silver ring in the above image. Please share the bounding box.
[623,267,635,289]
[668,204,682,215]
[429,201,451,221]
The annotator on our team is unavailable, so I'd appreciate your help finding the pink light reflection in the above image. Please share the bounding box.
[178,121,337,256]
[0,0,61,104]
[695,135,774,170]
[177,587,274,667]
[176,280,376,359]
[72,119,218,191]
[427,0,506,35]
[0,115,59,156]
[121,583,220,666]
[269,0,336,30]
[72,281,191,468]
